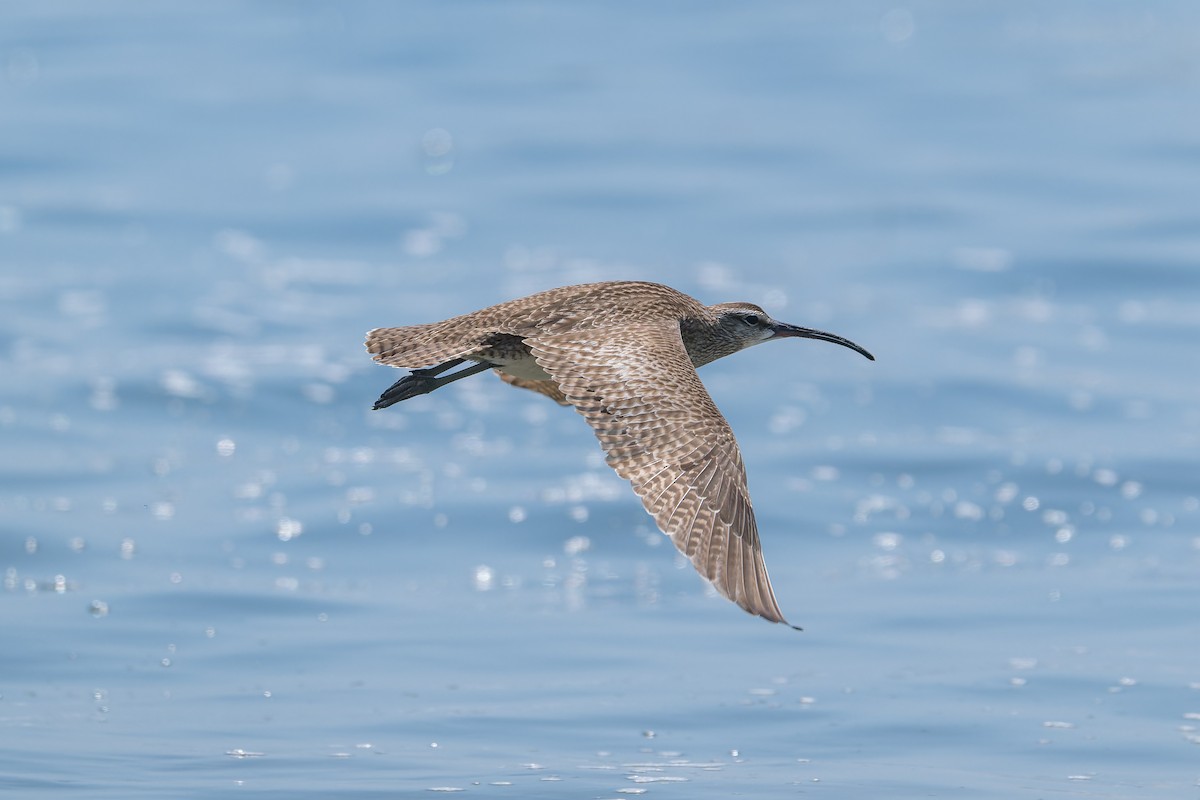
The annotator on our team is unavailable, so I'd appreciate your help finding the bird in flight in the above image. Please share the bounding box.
[366,281,874,627]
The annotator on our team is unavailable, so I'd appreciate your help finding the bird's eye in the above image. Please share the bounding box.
[743,314,761,326]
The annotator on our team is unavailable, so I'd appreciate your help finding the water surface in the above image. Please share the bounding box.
[2,3,1198,797]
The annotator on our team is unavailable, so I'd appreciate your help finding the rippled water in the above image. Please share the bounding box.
[3,3,1198,797]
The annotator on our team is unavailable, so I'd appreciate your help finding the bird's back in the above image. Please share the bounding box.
[366,281,707,368]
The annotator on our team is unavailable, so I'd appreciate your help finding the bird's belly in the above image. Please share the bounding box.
[478,353,551,381]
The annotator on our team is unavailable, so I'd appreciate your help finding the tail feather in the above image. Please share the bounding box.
[365,324,485,368]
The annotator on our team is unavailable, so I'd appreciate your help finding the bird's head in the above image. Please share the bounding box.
[705,302,876,362]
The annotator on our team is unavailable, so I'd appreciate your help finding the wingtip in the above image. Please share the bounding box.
[766,612,802,631]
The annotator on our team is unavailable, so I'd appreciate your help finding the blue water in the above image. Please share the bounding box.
[3,3,1198,797]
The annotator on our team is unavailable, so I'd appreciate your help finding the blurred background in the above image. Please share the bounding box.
[2,3,1197,797]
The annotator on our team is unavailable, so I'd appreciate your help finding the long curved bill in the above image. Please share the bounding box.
[770,323,875,361]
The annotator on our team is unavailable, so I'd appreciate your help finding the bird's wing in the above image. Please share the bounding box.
[493,371,572,405]
[526,321,791,625]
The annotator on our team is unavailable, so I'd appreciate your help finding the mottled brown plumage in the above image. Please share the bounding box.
[366,281,874,627]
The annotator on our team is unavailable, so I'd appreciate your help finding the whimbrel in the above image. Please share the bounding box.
[365,281,874,627]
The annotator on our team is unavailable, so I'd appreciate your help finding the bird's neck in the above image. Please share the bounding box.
[679,317,744,368]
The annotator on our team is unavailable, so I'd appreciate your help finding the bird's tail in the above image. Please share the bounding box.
[365,323,483,369]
